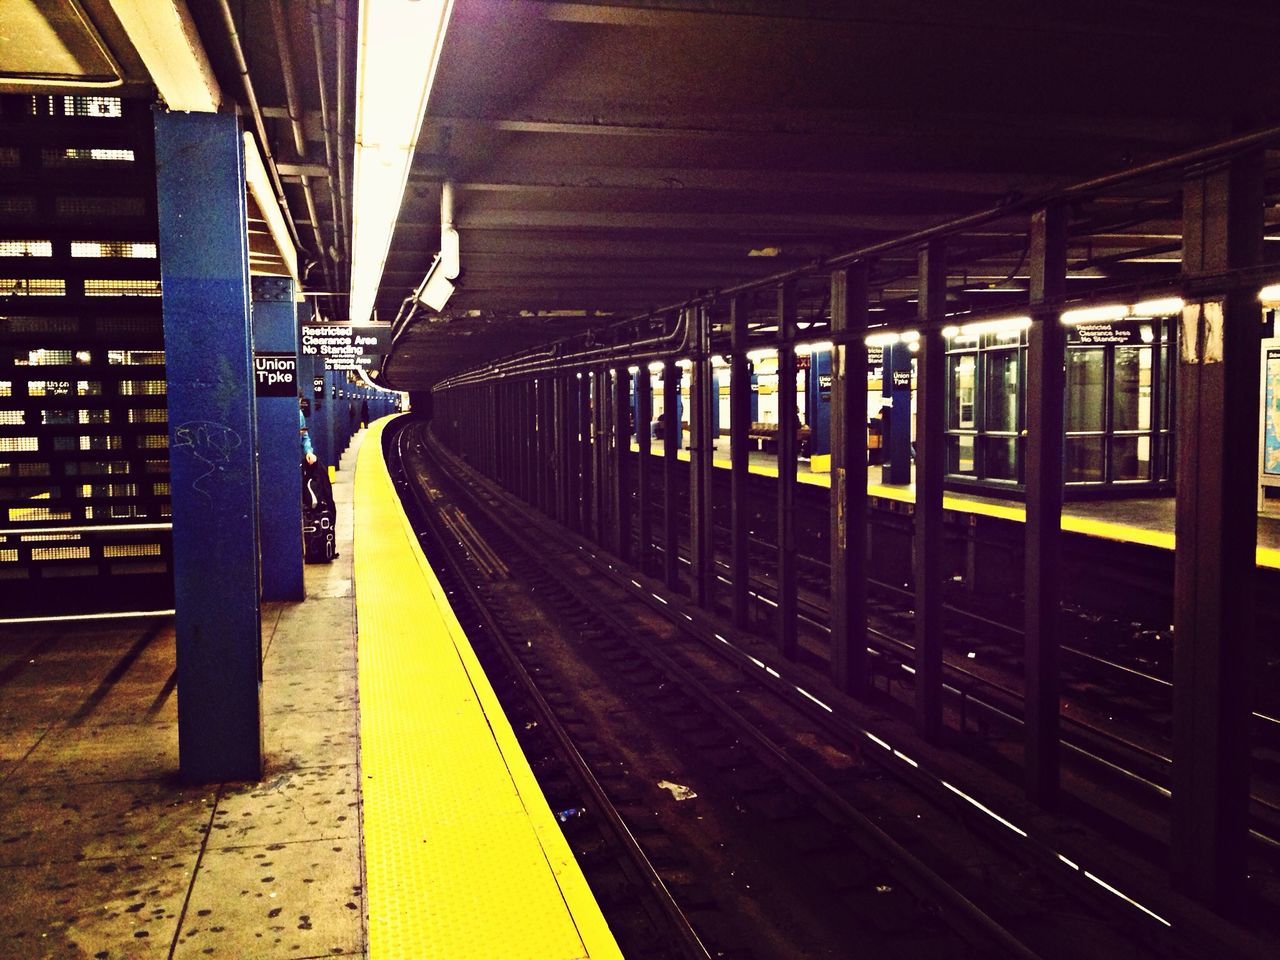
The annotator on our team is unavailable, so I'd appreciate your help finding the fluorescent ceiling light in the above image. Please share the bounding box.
[952,315,1031,338]
[647,361,664,373]
[1130,297,1184,317]
[794,340,833,356]
[1061,304,1128,325]
[349,0,454,323]
[865,332,899,347]
[1259,284,1280,305]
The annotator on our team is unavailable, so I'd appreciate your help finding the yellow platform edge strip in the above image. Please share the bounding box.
[354,416,622,960]
[630,442,1280,569]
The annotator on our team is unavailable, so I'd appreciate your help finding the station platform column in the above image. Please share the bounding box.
[154,109,263,784]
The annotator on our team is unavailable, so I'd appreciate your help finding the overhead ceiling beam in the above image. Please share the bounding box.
[523,0,1279,34]
[427,112,1213,147]
[403,211,984,233]
[108,0,301,292]
[107,0,220,110]
[422,167,1065,197]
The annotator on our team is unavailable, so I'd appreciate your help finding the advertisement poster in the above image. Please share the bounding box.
[1266,346,1280,477]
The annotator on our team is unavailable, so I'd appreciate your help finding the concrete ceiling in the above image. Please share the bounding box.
[377,0,1280,390]
[7,1,1280,392]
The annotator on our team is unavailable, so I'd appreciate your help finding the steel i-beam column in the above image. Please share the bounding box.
[729,297,751,627]
[495,383,506,487]
[689,307,716,606]
[777,283,799,659]
[555,375,571,523]
[566,375,583,532]
[544,376,557,516]
[1023,205,1068,805]
[830,264,870,695]
[635,365,653,572]
[914,240,947,741]
[532,378,542,512]
[154,109,262,783]
[526,379,537,504]
[1172,151,1263,907]
[662,357,681,589]
[593,369,608,544]
[579,373,594,536]
[613,366,632,561]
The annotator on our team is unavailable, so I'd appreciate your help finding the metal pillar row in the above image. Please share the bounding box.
[425,157,1265,909]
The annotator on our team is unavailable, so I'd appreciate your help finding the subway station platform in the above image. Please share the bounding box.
[655,442,1280,570]
[0,419,619,960]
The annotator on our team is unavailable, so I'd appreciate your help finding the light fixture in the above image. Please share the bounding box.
[865,332,900,347]
[647,361,664,373]
[413,253,454,312]
[746,348,773,362]
[898,330,920,343]
[794,340,833,356]
[941,325,961,338]
[1259,284,1280,305]
[1060,304,1128,325]
[349,0,454,323]
[627,365,639,375]
[955,315,1031,338]
[711,354,728,367]
[1130,297,1184,317]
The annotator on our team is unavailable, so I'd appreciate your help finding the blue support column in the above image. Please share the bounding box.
[305,357,331,468]
[885,342,913,484]
[327,372,344,466]
[251,277,304,601]
[154,109,262,784]
[810,350,832,455]
[710,370,721,441]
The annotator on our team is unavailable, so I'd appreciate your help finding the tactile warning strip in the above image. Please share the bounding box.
[354,417,621,960]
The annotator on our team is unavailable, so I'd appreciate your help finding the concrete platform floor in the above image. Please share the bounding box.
[0,432,367,959]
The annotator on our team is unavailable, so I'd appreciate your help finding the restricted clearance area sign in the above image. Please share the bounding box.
[253,351,297,397]
[301,322,390,371]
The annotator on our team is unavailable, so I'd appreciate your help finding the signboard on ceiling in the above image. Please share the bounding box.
[300,322,391,371]
[253,352,297,396]
[1069,321,1145,345]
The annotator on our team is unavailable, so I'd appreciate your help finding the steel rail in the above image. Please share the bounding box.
[419,424,1058,960]
[391,425,713,960]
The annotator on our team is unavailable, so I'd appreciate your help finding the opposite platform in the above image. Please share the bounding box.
[639,442,1280,569]
[354,416,621,960]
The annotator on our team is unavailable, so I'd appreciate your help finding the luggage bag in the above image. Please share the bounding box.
[302,462,337,564]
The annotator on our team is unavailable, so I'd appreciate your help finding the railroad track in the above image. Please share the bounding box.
[387,418,1232,960]
[722,542,1280,850]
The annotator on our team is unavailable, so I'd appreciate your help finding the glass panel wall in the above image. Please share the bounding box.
[942,316,1174,495]
[943,326,1025,486]
[1064,318,1170,488]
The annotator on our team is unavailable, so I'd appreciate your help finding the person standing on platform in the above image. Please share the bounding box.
[299,399,317,466]
[360,398,369,429]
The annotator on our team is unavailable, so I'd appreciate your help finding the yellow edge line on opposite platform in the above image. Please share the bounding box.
[355,416,622,960]
[631,443,1279,569]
